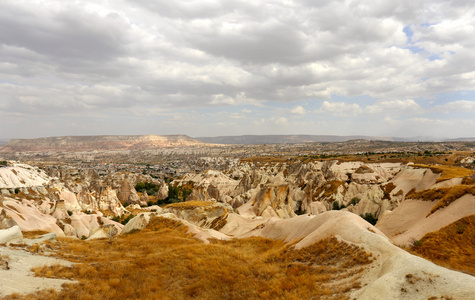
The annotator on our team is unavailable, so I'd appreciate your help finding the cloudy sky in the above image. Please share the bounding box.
[1,0,475,140]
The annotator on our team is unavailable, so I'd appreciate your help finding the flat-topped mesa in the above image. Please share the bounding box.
[0,135,207,152]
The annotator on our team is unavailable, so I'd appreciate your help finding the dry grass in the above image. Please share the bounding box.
[22,230,50,238]
[406,185,475,215]
[6,217,373,300]
[411,164,472,183]
[314,180,346,200]
[164,200,214,209]
[354,165,374,174]
[410,215,475,276]
[381,182,396,200]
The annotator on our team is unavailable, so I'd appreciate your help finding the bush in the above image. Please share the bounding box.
[121,214,134,225]
[135,182,159,196]
[360,213,378,225]
[332,201,346,210]
[295,200,305,215]
[14,188,20,194]
[67,210,73,216]
[411,238,423,247]
[349,197,360,206]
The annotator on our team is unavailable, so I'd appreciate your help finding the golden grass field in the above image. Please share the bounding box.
[411,215,475,277]
[5,217,374,300]
[410,164,472,183]
[406,185,475,215]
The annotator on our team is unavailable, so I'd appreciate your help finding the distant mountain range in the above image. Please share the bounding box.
[1,135,473,153]
[194,135,445,144]
[0,135,206,153]
[444,137,475,142]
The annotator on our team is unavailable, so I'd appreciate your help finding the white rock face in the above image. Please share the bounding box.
[173,170,239,202]
[0,225,23,244]
[0,208,19,229]
[377,194,475,246]
[69,214,123,239]
[163,202,232,230]
[60,190,83,212]
[0,246,74,297]
[0,164,50,190]
[87,224,119,240]
[390,166,439,194]
[122,212,156,234]
[2,199,64,235]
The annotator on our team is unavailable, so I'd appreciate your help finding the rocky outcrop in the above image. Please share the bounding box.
[69,214,123,239]
[88,224,120,240]
[0,164,51,194]
[2,198,64,235]
[118,176,143,206]
[95,186,126,216]
[251,185,296,219]
[0,208,18,229]
[173,170,239,203]
[163,202,231,230]
[59,188,125,216]
[172,160,466,223]
[122,212,156,234]
[156,183,168,200]
[0,225,23,244]
[140,191,149,205]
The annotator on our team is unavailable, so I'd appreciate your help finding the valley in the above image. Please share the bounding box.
[1,135,475,299]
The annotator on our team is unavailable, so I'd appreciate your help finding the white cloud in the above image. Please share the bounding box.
[290,105,306,115]
[274,117,288,126]
[434,100,475,112]
[316,101,362,116]
[365,99,423,115]
[229,113,245,119]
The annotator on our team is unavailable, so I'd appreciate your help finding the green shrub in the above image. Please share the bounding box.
[456,224,467,234]
[121,214,135,225]
[360,212,378,225]
[67,210,73,216]
[295,200,305,215]
[411,238,423,247]
[332,201,346,210]
[349,197,360,206]
[135,182,160,196]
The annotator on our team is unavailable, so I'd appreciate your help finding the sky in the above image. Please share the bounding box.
[1,0,475,140]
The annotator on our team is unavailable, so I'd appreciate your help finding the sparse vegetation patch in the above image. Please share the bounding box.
[8,219,373,300]
[406,185,475,215]
[410,215,475,276]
